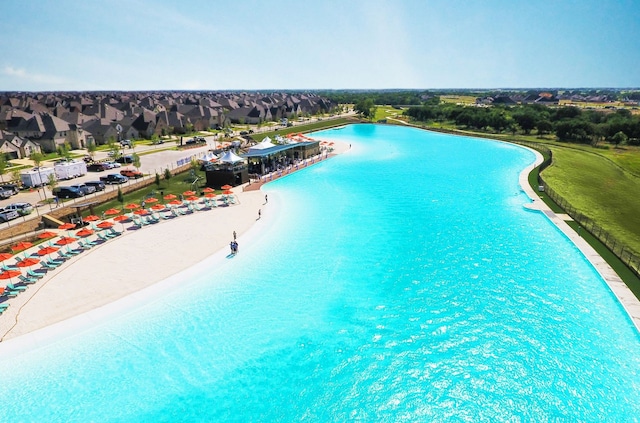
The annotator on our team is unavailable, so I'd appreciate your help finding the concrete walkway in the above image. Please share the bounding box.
[520,148,640,332]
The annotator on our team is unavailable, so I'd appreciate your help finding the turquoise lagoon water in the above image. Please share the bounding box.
[1,124,639,422]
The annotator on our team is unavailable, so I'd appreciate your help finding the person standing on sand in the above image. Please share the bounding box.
[258,209,261,219]
[265,194,268,204]
[233,231,237,241]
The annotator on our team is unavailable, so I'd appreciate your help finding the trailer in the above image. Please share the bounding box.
[54,159,87,180]
[20,167,56,188]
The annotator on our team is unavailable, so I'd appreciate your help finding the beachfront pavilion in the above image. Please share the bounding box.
[243,141,321,175]
[204,150,249,188]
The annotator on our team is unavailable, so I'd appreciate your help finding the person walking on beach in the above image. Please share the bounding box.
[233,230,237,241]
[230,241,235,255]
[265,194,268,204]
[258,209,261,219]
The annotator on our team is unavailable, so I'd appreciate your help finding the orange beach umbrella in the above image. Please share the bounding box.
[144,197,159,204]
[202,187,215,193]
[221,184,232,190]
[56,236,77,246]
[114,215,129,222]
[182,190,196,196]
[97,221,114,229]
[11,241,33,252]
[104,208,121,216]
[58,223,76,230]
[124,203,140,210]
[163,194,177,200]
[16,258,40,268]
[0,252,14,262]
[76,228,94,237]
[38,231,57,239]
[84,215,100,222]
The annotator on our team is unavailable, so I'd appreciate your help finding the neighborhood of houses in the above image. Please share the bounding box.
[0,92,337,159]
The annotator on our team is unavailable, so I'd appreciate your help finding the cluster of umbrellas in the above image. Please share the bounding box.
[0,187,235,284]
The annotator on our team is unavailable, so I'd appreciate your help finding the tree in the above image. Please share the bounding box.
[107,137,121,159]
[131,153,141,170]
[46,173,58,200]
[536,120,553,136]
[0,153,7,182]
[117,186,124,205]
[164,167,172,180]
[354,98,376,120]
[86,139,97,160]
[611,131,628,147]
[57,142,72,160]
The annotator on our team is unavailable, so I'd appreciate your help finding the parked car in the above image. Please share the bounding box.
[0,207,20,223]
[53,186,85,199]
[0,189,12,200]
[84,180,106,191]
[120,169,143,179]
[0,184,20,195]
[4,202,33,216]
[103,161,121,169]
[116,155,134,164]
[88,163,108,172]
[99,174,129,184]
[120,139,133,148]
[70,184,96,195]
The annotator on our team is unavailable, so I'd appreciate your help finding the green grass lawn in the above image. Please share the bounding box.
[532,146,640,257]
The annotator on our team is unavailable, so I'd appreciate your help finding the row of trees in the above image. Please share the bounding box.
[405,104,640,145]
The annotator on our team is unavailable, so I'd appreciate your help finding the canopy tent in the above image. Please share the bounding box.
[248,137,275,153]
[218,150,246,164]
[198,152,218,162]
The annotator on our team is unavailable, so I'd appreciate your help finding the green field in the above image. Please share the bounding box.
[541,146,640,256]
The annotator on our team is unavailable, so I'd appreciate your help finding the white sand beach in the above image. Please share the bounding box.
[0,141,350,345]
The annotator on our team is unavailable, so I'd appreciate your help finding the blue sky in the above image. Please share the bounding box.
[1,0,639,91]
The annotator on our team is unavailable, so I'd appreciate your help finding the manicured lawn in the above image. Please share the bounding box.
[534,146,640,256]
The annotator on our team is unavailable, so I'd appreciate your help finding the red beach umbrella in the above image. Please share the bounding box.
[223,190,233,195]
[221,184,232,190]
[11,241,34,252]
[0,269,21,281]
[168,200,183,206]
[58,223,76,230]
[38,231,57,239]
[151,204,165,211]
[144,197,159,204]
[16,258,40,268]
[182,190,196,196]
[163,194,177,200]
[84,215,100,222]
[204,193,216,198]
[76,228,94,237]
[97,221,114,229]
[186,196,200,202]
[56,236,77,246]
[202,187,215,193]
[114,215,129,222]
[0,252,14,262]
[124,203,140,210]
[104,208,121,216]
[133,209,149,216]
[37,246,59,256]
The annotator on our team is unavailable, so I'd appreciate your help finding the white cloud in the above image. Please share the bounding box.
[2,65,68,87]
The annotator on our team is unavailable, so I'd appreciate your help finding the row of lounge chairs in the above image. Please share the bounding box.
[0,227,125,314]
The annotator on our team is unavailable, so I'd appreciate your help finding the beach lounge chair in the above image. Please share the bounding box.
[108,228,122,237]
[0,287,18,298]
[27,269,45,279]
[0,303,9,312]
[18,275,38,284]
[6,283,27,292]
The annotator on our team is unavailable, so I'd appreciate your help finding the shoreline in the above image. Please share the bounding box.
[1,125,638,354]
[0,140,350,353]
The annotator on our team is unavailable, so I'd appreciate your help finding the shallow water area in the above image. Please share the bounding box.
[1,124,639,422]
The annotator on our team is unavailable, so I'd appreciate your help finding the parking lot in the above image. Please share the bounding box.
[0,138,216,232]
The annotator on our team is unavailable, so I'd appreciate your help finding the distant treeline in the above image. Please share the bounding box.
[317,89,640,106]
[405,103,640,145]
